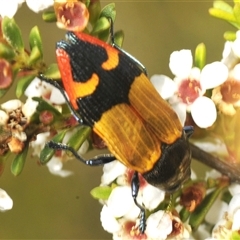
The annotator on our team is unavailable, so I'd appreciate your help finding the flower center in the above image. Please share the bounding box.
[178,79,201,104]
[220,79,240,104]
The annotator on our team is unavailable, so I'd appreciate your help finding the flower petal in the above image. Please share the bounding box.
[0,110,9,125]
[150,74,176,99]
[169,49,193,78]
[100,205,121,234]
[22,97,38,120]
[46,156,73,177]
[191,96,217,128]
[49,87,66,104]
[0,188,13,211]
[205,198,228,225]
[107,186,136,218]
[1,99,22,112]
[232,209,240,231]
[200,62,228,89]
[142,184,165,210]
[170,101,187,126]
[101,161,127,185]
[0,0,19,18]
[26,0,54,13]
[145,210,172,239]
[228,193,240,217]
[229,184,240,196]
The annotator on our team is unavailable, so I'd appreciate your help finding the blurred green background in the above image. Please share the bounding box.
[0,1,234,239]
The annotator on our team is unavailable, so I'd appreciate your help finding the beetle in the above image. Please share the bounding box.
[40,19,193,233]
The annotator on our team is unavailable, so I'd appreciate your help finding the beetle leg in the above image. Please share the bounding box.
[39,74,83,124]
[46,141,115,165]
[108,18,148,76]
[131,171,146,233]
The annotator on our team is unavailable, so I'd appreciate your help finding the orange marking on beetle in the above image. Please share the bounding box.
[68,72,99,98]
[101,48,119,70]
[74,32,120,71]
[56,48,99,109]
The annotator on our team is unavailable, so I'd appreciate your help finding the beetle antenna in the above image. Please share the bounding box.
[107,17,148,76]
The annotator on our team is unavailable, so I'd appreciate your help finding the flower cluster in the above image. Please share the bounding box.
[97,161,192,239]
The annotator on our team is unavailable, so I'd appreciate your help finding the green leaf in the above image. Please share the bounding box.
[90,186,112,200]
[88,0,101,25]
[43,63,61,79]
[67,126,91,152]
[99,3,116,22]
[0,151,11,176]
[42,10,57,22]
[195,43,206,70]
[189,183,228,230]
[231,231,240,240]
[11,144,29,176]
[0,89,8,98]
[114,30,124,47]
[91,17,110,34]
[98,28,110,42]
[213,0,233,13]
[179,207,190,222]
[0,42,16,60]
[32,97,62,117]
[29,26,42,53]
[234,3,240,25]
[28,46,42,65]
[40,130,67,164]
[223,31,236,41]
[2,17,24,52]
[16,74,36,98]
[209,8,236,22]
[209,8,240,28]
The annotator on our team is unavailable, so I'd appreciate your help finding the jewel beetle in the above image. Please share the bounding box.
[40,19,193,233]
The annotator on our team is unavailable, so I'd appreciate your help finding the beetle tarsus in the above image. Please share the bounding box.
[131,171,147,233]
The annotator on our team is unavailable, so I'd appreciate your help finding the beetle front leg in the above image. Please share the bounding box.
[46,141,116,165]
[131,171,147,233]
[39,74,83,124]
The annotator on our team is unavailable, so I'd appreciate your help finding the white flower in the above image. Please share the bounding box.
[0,188,13,211]
[169,49,193,78]
[30,132,50,157]
[21,97,39,120]
[46,156,73,177]
[229,183,240,196]
[24,77,65,105]
[145,210,172,239]
[190,96,217,128]
[1,99,22,112]
[0,0,23,18]
[232,31,240,58]
[211,193,240,239]
[151,50,228,128]
[100,205,121,234]
[26,0,54,13]
[101,161,127,185]
[0,110,9,125]
[99,160,166,238]
[211,63,240,116]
